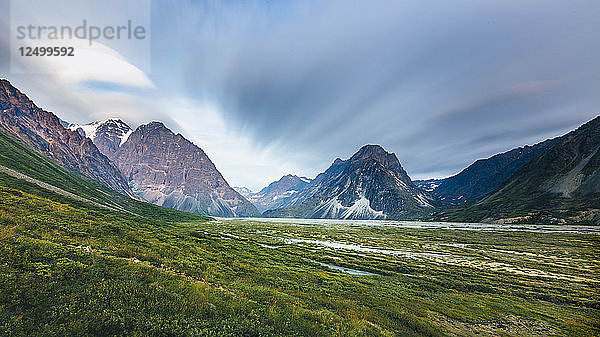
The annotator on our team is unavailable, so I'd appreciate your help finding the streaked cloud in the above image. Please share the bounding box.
[1,0,599,189]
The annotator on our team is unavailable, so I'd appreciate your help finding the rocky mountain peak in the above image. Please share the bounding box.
[141,121,169,132]
[104,118,130,128]
[351,144,398,166]
[279,174,304,183]
[105,121,259,217]
[67,118,134,157]
[264,144,434,220]
[351,144,388,157]
[349,144,410,181]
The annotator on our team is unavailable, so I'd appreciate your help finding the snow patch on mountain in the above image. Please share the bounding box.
[414,193,434,207]
[68,119,132,147]
[273,190,298,200]
[69,121,103,141]
[413,179,441,192]
[119,129,133,146]
[313,195,385,220]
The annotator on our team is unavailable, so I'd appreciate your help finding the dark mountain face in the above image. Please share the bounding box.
[264,145,435,219]
[413,179,441,192]
[446,116,600,224]
[99,121,259,217]
[0,79,135,197]
[493,116,600,199]
[248,174,312,212]
[415,138,559,205]
[530,117,600,198]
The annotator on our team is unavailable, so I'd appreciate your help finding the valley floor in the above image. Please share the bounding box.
[0,172,598,336]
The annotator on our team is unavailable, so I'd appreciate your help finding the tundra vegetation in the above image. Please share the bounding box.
[0,130,598,336]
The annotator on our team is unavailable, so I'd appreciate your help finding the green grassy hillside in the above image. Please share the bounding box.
[0,130,207,222]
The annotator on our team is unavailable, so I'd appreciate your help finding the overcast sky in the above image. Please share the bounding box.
[1,0,599,190]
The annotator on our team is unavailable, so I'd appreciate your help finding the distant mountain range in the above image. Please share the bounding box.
[255,119,599,223]
[233,186,254,198]
[1,79,598,224]
[264,145,436,219]
[237,175,312,213]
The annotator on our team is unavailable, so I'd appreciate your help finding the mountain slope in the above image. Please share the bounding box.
[0,79,134,197]
[265,145,435,219]
[0,128,207,222]
[98,121,259,217]
[444,116,600,224]
[248,175,312,212]
[414,138,558,205]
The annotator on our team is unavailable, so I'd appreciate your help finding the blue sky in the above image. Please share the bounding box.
[1,0,599,190]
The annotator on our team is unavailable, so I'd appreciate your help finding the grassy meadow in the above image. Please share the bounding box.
[0,168,598,336]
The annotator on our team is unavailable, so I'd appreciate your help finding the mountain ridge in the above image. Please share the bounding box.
[440,116,600,224]
[414,137,560,204]
[246,174,313,212]
[264,144,435,219]
[82,119,259,217]
[0,79,136,198]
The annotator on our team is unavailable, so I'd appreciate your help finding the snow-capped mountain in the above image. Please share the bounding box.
[68,118,258,217]
[233,186,254,198]
[247,175,312,212]
[68,119,133,156]
[264,145,435,220]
